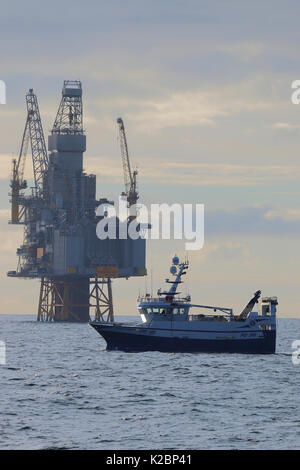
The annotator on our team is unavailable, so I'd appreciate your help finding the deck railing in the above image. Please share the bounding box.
[137,296,189,303]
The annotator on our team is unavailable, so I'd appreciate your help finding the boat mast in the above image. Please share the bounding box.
[168,262,188,295]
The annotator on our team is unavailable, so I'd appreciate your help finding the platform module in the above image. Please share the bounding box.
[8,81,147,322]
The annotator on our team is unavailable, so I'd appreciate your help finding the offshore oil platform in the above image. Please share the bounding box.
[7,81,147,322]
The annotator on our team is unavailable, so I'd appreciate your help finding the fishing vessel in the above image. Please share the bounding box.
[90,256,277,353]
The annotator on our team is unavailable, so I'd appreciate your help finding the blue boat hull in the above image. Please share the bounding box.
[91,324,276,354]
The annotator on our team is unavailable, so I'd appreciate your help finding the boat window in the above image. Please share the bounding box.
[144,307,175,314]
[172,308,186,315]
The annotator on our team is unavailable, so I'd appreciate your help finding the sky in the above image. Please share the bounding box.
[0,0,300,317]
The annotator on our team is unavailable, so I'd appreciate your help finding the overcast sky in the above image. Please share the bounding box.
[0,0,300,316]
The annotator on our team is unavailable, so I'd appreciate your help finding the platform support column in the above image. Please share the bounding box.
[92,277,114,322]
[37,277,114,322]
[107,277,114,322]
[37,277,54,321]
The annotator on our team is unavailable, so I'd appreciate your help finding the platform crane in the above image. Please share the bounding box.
[10,121,29,223]
[117,118,138,209]
[10,89,48,223]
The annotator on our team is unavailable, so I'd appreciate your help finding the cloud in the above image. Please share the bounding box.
[195,240,251,262]
[206,205,300,237]
[272,122,300,130]
[84,156,300,187]
[264,208,300,222]
[126,91,225,130]
[0,150,290,190]
[125,81,277,132]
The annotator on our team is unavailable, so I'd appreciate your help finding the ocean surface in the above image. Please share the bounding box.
[0,314,299,450]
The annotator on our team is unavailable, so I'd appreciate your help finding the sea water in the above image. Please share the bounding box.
[0,315,299,449]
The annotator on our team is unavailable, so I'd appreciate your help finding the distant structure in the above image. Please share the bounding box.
[8,81,147,322]
[117,117,138,209]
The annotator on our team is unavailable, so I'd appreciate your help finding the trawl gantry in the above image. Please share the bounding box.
[8,81,147,322]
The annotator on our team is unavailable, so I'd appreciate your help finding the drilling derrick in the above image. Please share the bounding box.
[8,81,147,322]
